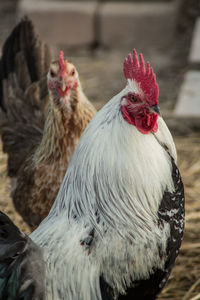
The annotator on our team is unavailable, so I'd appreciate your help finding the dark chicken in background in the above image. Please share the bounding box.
[0,18,96,230]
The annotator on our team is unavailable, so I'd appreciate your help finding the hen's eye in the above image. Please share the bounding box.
[50,70,56,77]
[71,69,75,76]
[130,94,137,103]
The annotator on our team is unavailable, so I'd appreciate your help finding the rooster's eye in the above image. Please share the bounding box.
[130,94,137,103]
[71,69,75,76]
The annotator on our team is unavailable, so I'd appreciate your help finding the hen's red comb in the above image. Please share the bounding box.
[59,51,66,78]
[123,49,159,104]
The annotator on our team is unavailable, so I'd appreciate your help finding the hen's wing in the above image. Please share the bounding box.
[0,211,45,299]
[0,17,51,177]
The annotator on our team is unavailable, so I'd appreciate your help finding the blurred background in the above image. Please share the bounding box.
[0,0,200,299]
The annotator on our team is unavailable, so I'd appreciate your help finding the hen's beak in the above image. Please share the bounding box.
[60,78,67,92]
[57,75,70,97]
[151,105,160,115]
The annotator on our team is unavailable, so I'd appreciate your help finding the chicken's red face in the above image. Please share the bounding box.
[121,91,159,134]
[48,51,78,104]
[121,49,160,134]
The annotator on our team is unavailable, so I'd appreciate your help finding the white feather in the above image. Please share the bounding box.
[31,81,176,299]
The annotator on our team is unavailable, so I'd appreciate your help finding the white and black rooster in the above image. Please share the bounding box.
[0,49,184,300]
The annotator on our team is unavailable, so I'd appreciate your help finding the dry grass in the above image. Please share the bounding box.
[0,135,200,299]
[0,141,30,234]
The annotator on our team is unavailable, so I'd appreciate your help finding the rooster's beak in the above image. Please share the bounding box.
[151,105,160,115]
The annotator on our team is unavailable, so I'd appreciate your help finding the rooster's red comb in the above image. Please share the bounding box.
[123,49,159,104]
[59,51,66,78]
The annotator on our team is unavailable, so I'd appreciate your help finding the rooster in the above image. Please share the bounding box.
[0,18,96,229]
[0,49,184,299]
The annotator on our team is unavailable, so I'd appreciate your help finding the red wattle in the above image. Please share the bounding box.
[121,106,158,134]
[57,86,70,98]
[135,113,158,134]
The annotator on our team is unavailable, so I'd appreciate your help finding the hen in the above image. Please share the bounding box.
[0,49,184,299]
[0,18,96,229]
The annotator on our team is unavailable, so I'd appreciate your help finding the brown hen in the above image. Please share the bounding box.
[0,18,96,230]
